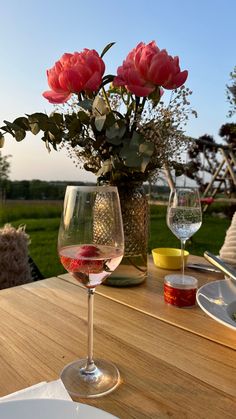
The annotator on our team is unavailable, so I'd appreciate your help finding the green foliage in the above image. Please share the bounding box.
[0,78,196,185]
[226,66,236,118]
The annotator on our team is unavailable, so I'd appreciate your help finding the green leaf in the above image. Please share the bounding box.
[139,141,155,157]
[92,96,109,116]
[50,113,64,126]
[104,112,116,128]
[130,132,143,148]
[141,156,151,172]
[100,42,115,58]
[96,159,112,176]
[42,133,51,152]
[77,111,90,124]
[3,120,23,132]
[106,120,126,140]
[100,74,115,88]
[48,132,56,142]
[120,148,143,168]
[0,134,4,147]
[13,117,29,130]
[119,133,148,169]
[28,113,49,134]
[95,115,106,132]
[29,122,40,135]
[2,120,26,141]
[78,99,93,111]
[15,129,26,142]
[106,135,122,145]
[67,117,82,135]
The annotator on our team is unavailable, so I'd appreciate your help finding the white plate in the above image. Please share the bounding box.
[0,399,119,419]
[197,279,236,330]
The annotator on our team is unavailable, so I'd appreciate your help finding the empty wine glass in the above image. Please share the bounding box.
[166,186,202,282]
[58,185,124,398]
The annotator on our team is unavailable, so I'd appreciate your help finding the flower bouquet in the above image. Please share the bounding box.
[0,40,196,285]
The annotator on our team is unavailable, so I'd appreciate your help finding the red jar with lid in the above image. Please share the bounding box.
[164,275,198,308]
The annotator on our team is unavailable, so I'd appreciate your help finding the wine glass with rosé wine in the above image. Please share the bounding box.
[58,185,124,398]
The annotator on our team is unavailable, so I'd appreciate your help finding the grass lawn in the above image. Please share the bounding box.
[0,200,231,279]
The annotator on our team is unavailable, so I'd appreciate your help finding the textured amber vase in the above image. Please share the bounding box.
[103,182,149,286]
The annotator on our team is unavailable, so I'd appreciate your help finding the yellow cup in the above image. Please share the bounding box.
[152,248,189,270]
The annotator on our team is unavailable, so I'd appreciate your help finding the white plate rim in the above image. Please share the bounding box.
[0,398,119,419]
[196,279,236,331]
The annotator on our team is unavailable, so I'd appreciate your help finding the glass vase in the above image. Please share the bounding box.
[103,182,149,286]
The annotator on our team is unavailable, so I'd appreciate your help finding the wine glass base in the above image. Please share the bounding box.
[60,358,120,398]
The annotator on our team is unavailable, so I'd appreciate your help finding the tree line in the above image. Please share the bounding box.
[3,179,92,200]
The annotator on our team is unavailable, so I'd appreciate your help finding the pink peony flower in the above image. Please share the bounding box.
[43,49,105,104]
[113,41,188,97]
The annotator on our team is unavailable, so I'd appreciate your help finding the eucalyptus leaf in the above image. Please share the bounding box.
[106,135,122,145]
[44,137,51,152]
[48,132,56,142]
[117,121,126,138]
[141,156,151,172]
[29,122,40,135]
[0,134,4,147]
[93,96,109,116]
[130,132,143,148]
[50,113,64,126]
[106,120,126,140]
[139,141,155,157]
[15,129,26,142]
[13,117,29,130]
[28,113,49,132]
[104,112,116,128]
[119,145,130,159]
[78,99,93,111]
[95,115,106,132]
[122,150,143,168]
[77,111,90,124]
[3,120,23,132]
[67,118,82,135]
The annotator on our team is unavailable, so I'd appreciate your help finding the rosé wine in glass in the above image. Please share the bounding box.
[59,244,123,288]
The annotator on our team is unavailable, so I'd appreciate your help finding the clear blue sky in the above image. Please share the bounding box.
[0,0,235,181]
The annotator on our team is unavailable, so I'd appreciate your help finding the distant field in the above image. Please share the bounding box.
[0,200,231,279]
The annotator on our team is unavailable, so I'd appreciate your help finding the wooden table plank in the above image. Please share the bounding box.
[0,278,235,418]
[58,255,236,350]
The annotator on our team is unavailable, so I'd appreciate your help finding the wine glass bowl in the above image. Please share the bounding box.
[58,185,124,398]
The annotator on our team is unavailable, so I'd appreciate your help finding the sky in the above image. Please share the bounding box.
[0,0,235,182]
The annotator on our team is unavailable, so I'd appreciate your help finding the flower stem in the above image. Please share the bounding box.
[101,87,112,112]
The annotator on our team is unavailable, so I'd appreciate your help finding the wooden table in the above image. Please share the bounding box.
[0,255,235,418]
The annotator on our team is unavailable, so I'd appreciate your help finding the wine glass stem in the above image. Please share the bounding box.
[86,288,96,372]
[181,239,186,280]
